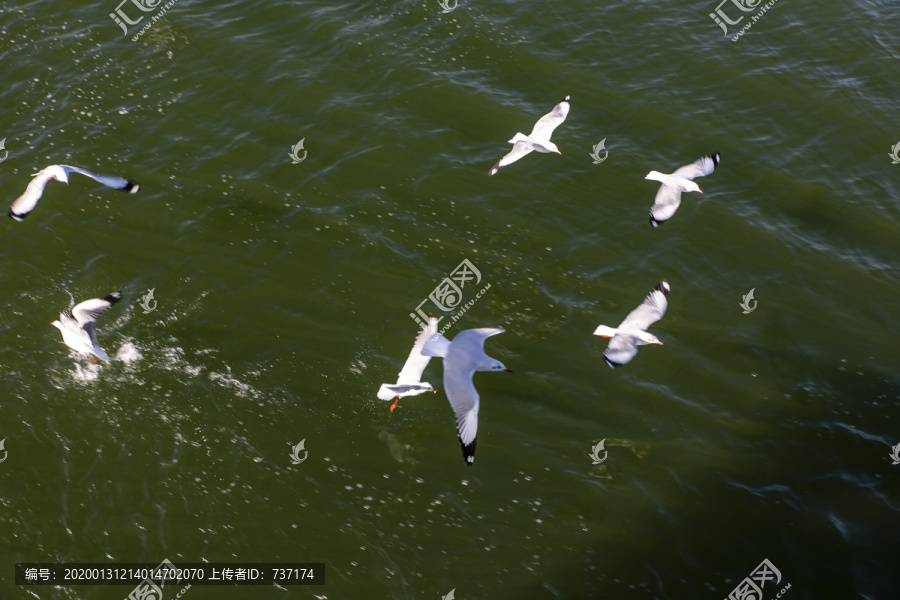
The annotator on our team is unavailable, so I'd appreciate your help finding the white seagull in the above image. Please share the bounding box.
[423,327,511,465]
[9,164,140,221]
[594,280,669,368]
[378,317,440,412]
[489,95,570,175]
[52,292,122,361]
[645,153,719,227]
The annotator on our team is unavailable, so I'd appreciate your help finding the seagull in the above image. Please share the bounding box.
[51,292,122,361]
[489,95,570,175]
[645,153,719,227]
[9,164,140,221]
[593,280,669,368]
[377,317,439,412]
[423,327,511,465]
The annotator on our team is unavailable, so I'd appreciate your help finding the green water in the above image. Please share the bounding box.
[1,1,899,598]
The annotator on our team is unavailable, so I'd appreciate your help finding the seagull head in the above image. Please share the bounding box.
[636,332,663,346]
[50,319,63,331]
[537,141,561,155]
[482,359,511,373]
[684,181,701,193]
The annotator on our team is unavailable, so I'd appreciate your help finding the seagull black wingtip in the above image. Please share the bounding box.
[603,356,623,369]
[103,292,123,305]
[8,210,26,222]
[461,438,476,466]
[124,181,140,194]
[654,280,670,299]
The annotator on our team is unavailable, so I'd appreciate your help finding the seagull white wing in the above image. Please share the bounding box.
[422,330,452,358]
[649,184,685,226]
[72,292,121,351]
[442,327,504,465]
[448,328,505,356]
[396,317,438,385]
[91,344,111,362]
[602,333,640,368]
[671,152,719,181]
[8,169,56,221]
[529,96,570,141]
[72,293,121,327]
[62,165,141,193]
[490,141,535,175]
[443,359,480,465]
[618,280,669,332]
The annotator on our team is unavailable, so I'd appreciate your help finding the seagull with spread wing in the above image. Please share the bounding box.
[423,327,511,465]
[9,164,140,221]
[52,292,122,361]
[489,96,570,175]
[594,280,669,368]
[645,153,719,226]
[378,317,440,412]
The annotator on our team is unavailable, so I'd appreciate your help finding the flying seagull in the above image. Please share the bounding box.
[594,280,669,368]
[645,153,719,226]
[489,95,570,175]
[52,292,122,361]
[377,317,440,412]
[423,327,511,465]
[9,164,140,221]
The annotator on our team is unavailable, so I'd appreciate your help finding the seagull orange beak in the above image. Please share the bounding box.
[595,334,612,338]
[557,150,562,155]
[657,341,664,345]
[697,188,703,193]
[504,368,513,373]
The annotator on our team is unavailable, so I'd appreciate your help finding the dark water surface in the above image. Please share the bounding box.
[1,0,899,598]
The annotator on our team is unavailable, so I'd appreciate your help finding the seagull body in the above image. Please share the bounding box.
[9,164,140,221]
[423,327,510,465]
[645,153,719,226]
[594,280,669,368]
[52,292,121,361]
[490,96,570,175]
[378,317,439,411]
